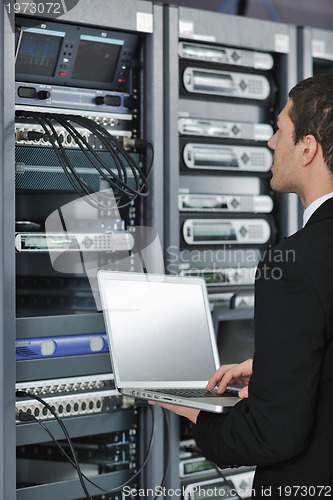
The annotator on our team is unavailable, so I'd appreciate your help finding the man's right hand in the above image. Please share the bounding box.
[206,359,253,399]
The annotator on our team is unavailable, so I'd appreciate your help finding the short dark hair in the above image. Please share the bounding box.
[288,73,333,174]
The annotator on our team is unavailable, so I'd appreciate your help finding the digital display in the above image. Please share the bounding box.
[186,271,227,283]
[72,35,123,84]
[203,272,228,283]
[193,71,235,91]
[184,459,213,475]
[16,28,64,78]
[15,18,139,93]
[182,42,228,63]
[193,222,237,241]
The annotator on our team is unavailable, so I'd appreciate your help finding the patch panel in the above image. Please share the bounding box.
[15,374,135,420]
[16,390,124,420]
[15,115,132,149]
[16,373,115,395]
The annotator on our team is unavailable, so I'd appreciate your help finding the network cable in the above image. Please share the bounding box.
[218,0,282,22]
[218,0,241,14]
[15,110,154,209]
[152,408,171,500]
[262,0,282,22]
[209,461,241,499]
[16,390,94,499]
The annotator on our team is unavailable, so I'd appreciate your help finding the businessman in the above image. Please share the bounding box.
[150,73,333,498]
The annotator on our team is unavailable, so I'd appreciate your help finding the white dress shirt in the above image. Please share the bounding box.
[303,192,333,227]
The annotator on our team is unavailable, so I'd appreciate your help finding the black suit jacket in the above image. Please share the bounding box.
[194,197,333,499]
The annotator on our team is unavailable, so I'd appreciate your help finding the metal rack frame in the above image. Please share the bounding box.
[0,3,16,500]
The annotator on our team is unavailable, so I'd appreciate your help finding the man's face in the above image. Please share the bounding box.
[267,99,301,194]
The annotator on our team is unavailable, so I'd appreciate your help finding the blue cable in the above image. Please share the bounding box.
[262,0,283,22]
[218,0,236,13]
[220,0,283,21]
[225,0,242,14]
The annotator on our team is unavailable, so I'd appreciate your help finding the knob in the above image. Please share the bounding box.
[95,95,121,106]
[38,90,51,100]
[95,96,105,105]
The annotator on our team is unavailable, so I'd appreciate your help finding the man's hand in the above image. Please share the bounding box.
[206,358,253,398]
[148,401,200,423]
[147,359,253,422]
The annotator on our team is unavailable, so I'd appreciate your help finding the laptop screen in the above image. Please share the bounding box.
[98,272,220,388]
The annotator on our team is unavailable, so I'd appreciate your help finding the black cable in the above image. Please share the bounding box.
[15,109,153,209]
[145,142,154,181]
[57,206,67,232]
[36,113,121,210]
[72,114,150,195]
[66,115,132,187]
[69,114,148,198]
[55,115,135,203]
[152,408,170,500]
[57,117,126,186]
[236,0,248,16]
[34,114,93,200]
[57,112,150,197]
[16,391,93,500]
[208,461,241,499]
[116,139,154,210]
[104,404,156,493]
[43,115,96,198]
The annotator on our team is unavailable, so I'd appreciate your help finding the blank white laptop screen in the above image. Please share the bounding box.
[99,272,219,388]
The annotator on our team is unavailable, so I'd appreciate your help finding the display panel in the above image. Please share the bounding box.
[15,28,64,78]
[72,35,123,83]
[15,17,139,92]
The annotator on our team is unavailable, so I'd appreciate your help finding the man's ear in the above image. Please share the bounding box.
[300,134,319,166]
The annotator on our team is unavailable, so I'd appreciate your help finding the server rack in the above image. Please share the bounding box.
[0,1,167,499]
[164,5,298,324]
[164,6,298,496]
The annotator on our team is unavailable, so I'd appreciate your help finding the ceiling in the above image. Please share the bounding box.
[156,0,333,31]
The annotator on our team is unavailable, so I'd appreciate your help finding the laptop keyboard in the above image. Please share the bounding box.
[148,388,238,398]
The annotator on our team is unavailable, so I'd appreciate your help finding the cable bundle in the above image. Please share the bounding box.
[15,110,154,209]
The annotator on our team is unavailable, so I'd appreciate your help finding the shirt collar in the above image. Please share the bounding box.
[303,192,333,227]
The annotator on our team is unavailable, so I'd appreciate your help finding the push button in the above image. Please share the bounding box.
[18,86,36,99]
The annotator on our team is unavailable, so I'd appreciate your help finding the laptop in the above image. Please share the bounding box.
[97,270,240,413]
